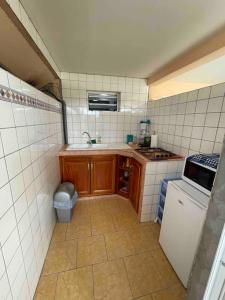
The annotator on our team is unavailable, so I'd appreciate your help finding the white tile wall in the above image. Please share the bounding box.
[5,0,59,76]
[148,83,225,156]
[0,68,63,299]
[141,160,184,222]
[61,72,149,144]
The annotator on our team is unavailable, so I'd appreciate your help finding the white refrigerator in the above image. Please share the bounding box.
[159,180,209,287]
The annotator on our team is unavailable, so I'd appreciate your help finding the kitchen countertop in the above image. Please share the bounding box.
[59,143,149,165]
[59,143,184,165]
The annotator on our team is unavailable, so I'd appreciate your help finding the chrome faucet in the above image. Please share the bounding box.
[82,131,92,145]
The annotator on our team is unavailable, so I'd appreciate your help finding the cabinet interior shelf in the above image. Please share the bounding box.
[119,187,129,194]
[119,177,129,184]
[119,167,131,171]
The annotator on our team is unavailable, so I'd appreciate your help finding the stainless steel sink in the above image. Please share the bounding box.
[66,143,132,151]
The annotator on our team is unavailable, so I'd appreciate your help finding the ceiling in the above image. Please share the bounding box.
[20,0,225,78]
[150,53,225,99]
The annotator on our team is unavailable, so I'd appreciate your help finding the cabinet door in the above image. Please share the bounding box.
[130,159,142,213]
[61,156,91,196]
[91,155,116,195]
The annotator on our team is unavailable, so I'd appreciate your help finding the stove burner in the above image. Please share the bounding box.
[136,147,181,161]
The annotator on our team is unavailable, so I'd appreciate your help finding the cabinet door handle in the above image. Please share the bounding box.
[178,199,184,205]
[91,163,93,170]
[88,162,90,171]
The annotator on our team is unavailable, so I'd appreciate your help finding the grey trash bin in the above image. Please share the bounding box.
[53,182,78,223]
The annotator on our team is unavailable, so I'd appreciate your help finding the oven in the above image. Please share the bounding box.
[182,154,220,196]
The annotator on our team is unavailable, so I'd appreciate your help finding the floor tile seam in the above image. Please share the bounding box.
[121,249,167,271]
[103,227,137,238]
[103,234,109,261]
[42,263,94,277]
[53,273,59,300]
[122,256,134,298]
[133,284,178,299]
[64,240,77,269]
[141,249,173,282]
[47,241,77,253]
[148,283,185,296]
[43,250,179,281]
[75,233,105,243]
[132,292,153,300]
[92,264,96,300]
[105,248,150,263]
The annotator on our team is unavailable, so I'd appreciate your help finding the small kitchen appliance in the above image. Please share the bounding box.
[138,120,151,147]
[182,153,220,196]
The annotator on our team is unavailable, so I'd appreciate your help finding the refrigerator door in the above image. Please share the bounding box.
[159,181,207,287]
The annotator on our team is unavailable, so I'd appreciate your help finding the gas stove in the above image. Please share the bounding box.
[136,147,182,161]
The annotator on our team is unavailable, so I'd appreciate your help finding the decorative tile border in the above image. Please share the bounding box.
[0,84,62,113]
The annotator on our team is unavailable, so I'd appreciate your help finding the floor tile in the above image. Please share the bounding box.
[72,213,91,224]
[124,252,166,298]
[113,216,138,231]
[55,266,94,300]
[77,235,107,267]
[36,195,186,300]
[42,240,76,275]
[91,214,116,236]
[93,258,132,300]
[151,282,187,300]
[72,201,90,221]
[34,274,58,299]
[127,224,160,253]
[150,223,161,239]
[151,248,179,287]
[137,295,153,300]
[66,220,92,240]
[104,230,136,260]
[51,223,67,243]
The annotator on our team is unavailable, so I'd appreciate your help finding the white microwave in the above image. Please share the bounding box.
[182,154,220,196]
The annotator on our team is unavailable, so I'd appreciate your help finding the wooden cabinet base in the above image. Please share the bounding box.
[60,154,142,214]
[60,156,91,196]
[91,155,116,195]
[129,159,142,213]
[60,155,116,197]
[116,156,142,213]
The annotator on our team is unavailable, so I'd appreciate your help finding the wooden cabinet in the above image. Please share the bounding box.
[60,156,90,196]
[91,156,116,195]
[116,156,142,213]
[60,155,116,196]
[116,156,132,198]
[130,159,142,213]
[60,154,142,213]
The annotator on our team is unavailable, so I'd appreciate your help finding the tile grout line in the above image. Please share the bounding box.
[122,256,134,298]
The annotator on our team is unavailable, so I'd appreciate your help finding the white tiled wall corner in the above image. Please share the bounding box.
[148,83,225,156]
[140,160,184,222]
[0,67,63,299]
[5,0,59,75]
[61,72,149,144]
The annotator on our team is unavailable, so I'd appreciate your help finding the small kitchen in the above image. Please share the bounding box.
[0,1,225,300]
[59,138,184,222]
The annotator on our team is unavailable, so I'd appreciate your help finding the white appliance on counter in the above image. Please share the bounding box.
[159,180,210,287]
[182,153,220,196]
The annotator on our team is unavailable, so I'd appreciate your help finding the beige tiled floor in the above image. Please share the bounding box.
[35,195,187,299]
